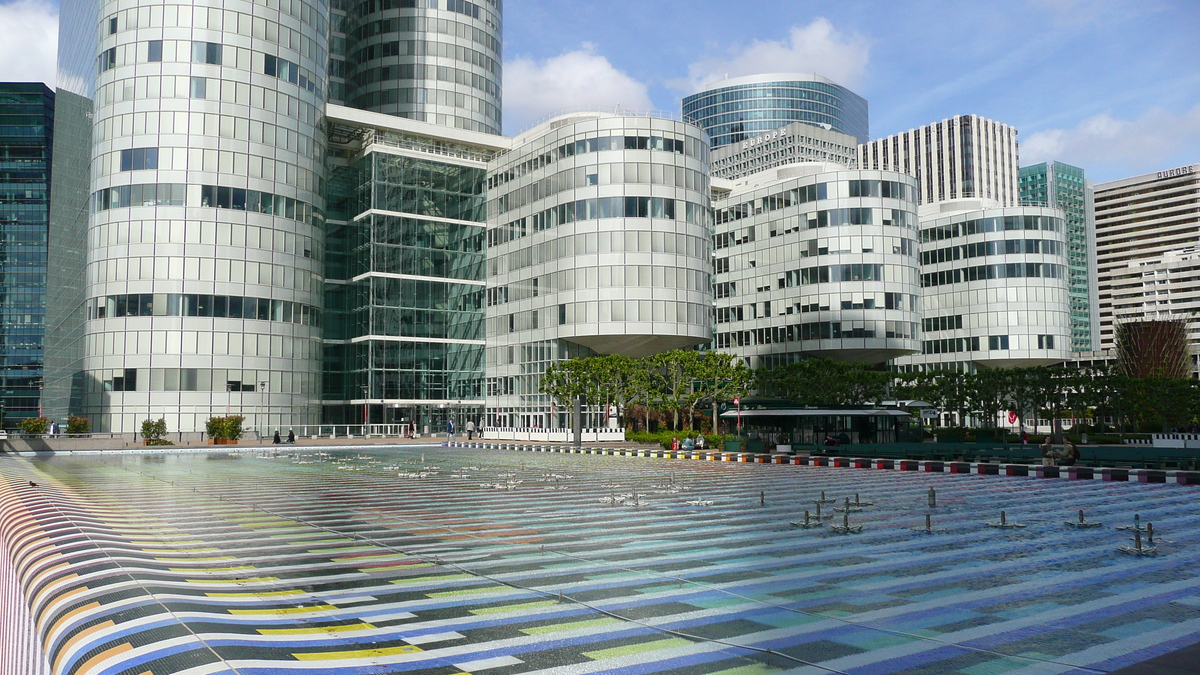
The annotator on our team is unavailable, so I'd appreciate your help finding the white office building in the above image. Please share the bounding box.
[711,163,922,368]
[1094,163,1200,362]
[858,115,1020,207]
[893,199,1072,372]
[484,111,712,434]
[709,121,859,180]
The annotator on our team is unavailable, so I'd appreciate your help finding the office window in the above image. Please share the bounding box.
[192,41,222,65]
[148,40,163,62]
[1038,334,1055,350]
[109,16,118,34]
[988,335,1009,350]
[119,148,159,171]
[190,77,207,98]
[99,47,116,72]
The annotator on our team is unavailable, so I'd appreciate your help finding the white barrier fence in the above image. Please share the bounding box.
[482,427,626,442]
[1152,433,1200,449]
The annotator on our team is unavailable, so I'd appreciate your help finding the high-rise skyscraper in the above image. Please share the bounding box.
[46,0,506,433]
[0,83,54,423]
[1019,161,1098,352]
[858,115,1020,206]
[683,73,868,150]
[1093,163,1200,367]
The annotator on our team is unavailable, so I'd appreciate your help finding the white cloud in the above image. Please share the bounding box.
[672,18,870,94]
[0,0,58,87]
[1022,105,1200,172]
[503,45,652,134]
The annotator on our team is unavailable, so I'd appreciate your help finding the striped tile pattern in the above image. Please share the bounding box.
[1,447,1199,675]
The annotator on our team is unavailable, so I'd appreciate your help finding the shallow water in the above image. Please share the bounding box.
[3,446,1198,675]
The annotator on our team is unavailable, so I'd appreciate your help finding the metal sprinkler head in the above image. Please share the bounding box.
[821,490,826,501]
[1001,510,1007,526]
[928,487,937,508]
[760,490,765,506]
[1079,509,1085,523]
[855,493,861,505]
[843,513,850,528]
[804,510,811,525]
[816,502,822,517]
[1135,529,1143,551]
[926,514,932,532]
[1147,522,1155,545]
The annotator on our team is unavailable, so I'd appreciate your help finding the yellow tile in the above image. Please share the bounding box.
[291,645,421,660]
[258,622,375,635]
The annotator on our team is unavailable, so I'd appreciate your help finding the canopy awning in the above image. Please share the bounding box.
[720,408,911,418]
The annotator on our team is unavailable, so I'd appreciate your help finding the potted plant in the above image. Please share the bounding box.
[19,417,51,436]
[66,415,91,435]
[205,415,245,444]
[141,418,173,445]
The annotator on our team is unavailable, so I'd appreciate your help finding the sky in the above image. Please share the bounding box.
[2,0,1198,182]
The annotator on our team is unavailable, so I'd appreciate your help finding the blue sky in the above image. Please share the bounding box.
[504,0,1200,182]
[2,0,1197,182]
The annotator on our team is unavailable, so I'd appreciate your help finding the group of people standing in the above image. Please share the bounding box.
[445,419,478,440]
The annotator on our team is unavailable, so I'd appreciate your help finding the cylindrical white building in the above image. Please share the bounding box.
[81,0,328,432]
[340,0,502,134]
[485,111,712,431]
[711,163,922,367]
[895,199,1071,371]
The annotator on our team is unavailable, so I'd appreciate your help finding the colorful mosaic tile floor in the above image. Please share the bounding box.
[2,446,1200,675]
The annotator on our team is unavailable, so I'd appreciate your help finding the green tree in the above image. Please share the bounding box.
[650,349,704,430]
[696,352,754,432]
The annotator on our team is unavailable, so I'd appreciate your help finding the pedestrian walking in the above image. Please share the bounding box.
[466,419,475,440]
[447,419,455,440]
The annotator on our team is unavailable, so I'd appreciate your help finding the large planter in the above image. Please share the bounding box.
[207,438,239,445]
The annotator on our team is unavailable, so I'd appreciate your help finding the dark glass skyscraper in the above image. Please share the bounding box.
[0,83,54,424]
[683,73,868,149]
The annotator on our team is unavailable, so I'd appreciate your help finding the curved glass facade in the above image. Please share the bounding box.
[683,74,868,149]
[338,0,502,134]
[712,166,922,367]
[82,0,329,432]
[486,113,711,430]
[895,203,1071,372]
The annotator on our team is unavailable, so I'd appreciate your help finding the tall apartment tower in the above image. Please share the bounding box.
[485,112,712,433]
[1093,163,1200,365]
[0,84,54,423]
[858,115,1020,206]
[1019,161,1099,352]
[683,73,869,150]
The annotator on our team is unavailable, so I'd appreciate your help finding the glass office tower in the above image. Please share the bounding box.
[0,83,54,424]
[323,106,506,431]
[43,0,96,426]
[1020,161,1098,352]
[683,73,868,149]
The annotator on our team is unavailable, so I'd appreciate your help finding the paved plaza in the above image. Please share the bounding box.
[2,445,1200,675]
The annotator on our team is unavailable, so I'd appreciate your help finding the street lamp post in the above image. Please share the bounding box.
[259,381,267,438]
[360,384,369,435]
